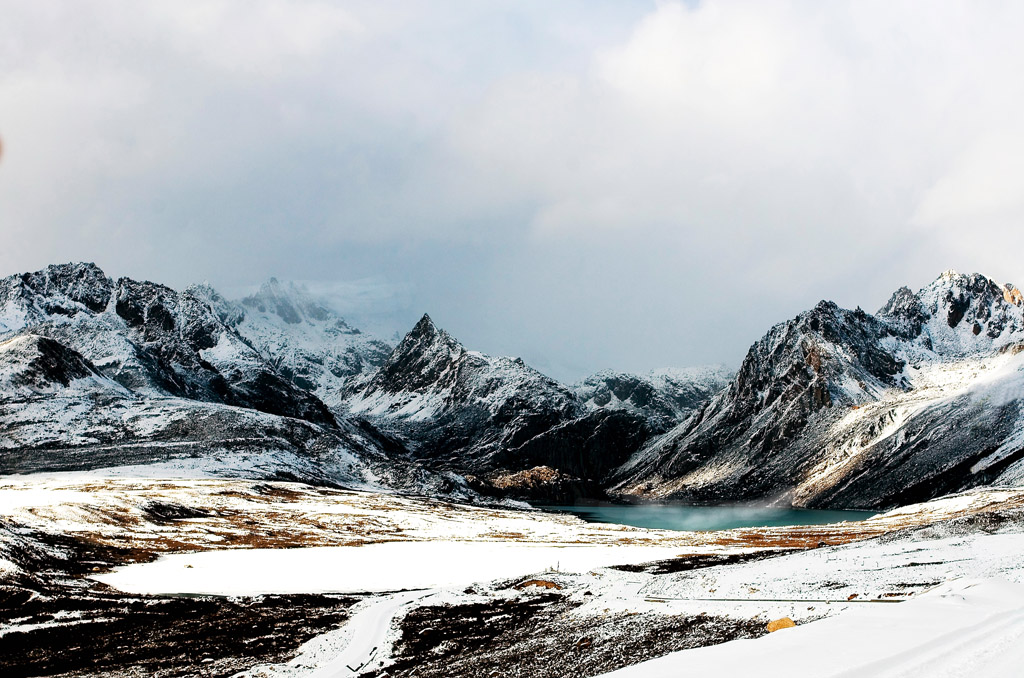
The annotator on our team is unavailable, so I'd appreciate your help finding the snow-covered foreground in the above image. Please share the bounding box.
[5,476,1024,677]
[94,542,688,596]
[600,578,1024,678]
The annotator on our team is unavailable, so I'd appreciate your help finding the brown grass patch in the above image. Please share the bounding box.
[515,579,563,590]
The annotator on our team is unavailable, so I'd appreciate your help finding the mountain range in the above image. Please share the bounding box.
[2,263,1022,509]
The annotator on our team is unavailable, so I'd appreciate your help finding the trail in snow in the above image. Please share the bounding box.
[306,590,432,678]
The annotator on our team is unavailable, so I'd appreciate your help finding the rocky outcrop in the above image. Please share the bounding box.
[0,334,118,395]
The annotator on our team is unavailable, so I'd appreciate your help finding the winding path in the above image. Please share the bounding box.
[307,590,434,677]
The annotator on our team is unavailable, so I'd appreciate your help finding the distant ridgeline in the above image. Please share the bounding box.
[2,262,1023,510]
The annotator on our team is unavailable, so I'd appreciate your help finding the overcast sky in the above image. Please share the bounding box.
[3,1,1024,380]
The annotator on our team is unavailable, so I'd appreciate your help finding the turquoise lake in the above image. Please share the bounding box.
[534,503,876,532]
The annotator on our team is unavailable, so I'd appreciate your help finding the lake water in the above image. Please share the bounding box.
[534,503,876,532]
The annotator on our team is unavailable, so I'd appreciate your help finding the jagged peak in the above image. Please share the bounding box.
[12,262,114,314]
[398,313,463,355]
[411,313,438,335]
[184,282,244,326]
[924,269,1005,293]
[876,270,1024,350]
[51,261,105,276]
[878,285,923,316]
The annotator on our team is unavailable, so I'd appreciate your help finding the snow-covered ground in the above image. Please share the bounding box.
[93,542,692,596]
[4,476,1024,677]
[599,578,1024,678]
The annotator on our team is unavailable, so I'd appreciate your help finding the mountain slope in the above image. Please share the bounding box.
[574,366,733,432]
[612,271,1024,509]
[344,314,585,461]
[0,264,477,497]
[0,332,456,497]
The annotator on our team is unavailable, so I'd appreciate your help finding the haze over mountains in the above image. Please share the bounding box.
[2,262,1023,510]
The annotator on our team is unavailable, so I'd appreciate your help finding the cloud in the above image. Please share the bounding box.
[1,1,1023,379]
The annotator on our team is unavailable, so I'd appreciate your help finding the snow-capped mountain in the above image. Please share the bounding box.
[0,263,472,496]
[612,270,1024,509]
[341,315,735,501]
[345,314,579,422]
[344,314,584,458]
[0,263,334,426]
[574,366,733,432]
[192,278,392,408]
[7,261,1023,510]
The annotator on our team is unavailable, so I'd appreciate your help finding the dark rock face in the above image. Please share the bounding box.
[360,314,467,396]
[0,335,103,392]
[19,261,114,315]
[877,285,926,339]
[497,410,652,485]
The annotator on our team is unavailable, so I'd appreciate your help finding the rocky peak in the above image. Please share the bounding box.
[15,262,114,317]
[400,314,464,360]
[732,301,902,416]
[906,271,1024,353]
[877,285,927,339]
[185,283,245,327]
[365,314,465,395]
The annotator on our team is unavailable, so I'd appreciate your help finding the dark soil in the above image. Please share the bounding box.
[366,592,765,678]
[609,549,789,575]
[0,590,355,678]
[0,522,356,678]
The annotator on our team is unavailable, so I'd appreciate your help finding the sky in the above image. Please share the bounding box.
[2,1,1024,381]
